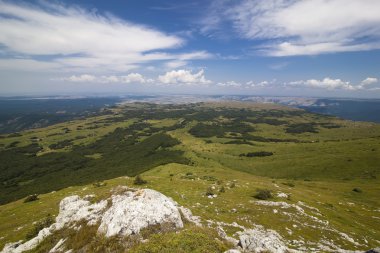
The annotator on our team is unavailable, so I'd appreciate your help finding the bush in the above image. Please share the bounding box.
[253,189,272,200]
[24,194,39,203]
[282,182,295,187]
[229,182,236,188]
[219,186,225,193]
[134,175,147,185]
[93,181,107,187]
[25,214,54,240]
[201,175,217,181]
[352,188,362,193]
[240,151,273,157]
[205,187,214,196]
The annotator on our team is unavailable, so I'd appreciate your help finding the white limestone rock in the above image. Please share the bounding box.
[237,227,290,253]
[54,195,108,229]
[1,188,200,253]
[224,250,241,253]
[49,238,66,253]
[178,206,202,226]
[98,189,184,237]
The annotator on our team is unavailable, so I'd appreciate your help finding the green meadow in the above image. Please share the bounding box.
[0,102,379,251]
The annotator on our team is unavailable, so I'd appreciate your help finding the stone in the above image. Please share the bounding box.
[237,227,289,253]
[366,248,380,253]
[98,189,184,237]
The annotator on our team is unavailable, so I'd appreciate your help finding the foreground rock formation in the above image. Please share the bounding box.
[3,186,373,253]
[1,187,193,253]
[98,189,184,237]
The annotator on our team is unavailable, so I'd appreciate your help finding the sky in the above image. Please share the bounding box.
[0,0,380,98]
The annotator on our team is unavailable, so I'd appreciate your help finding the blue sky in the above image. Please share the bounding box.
[0,0,380,97]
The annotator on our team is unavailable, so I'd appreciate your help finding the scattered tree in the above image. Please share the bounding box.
[134,175,147,185]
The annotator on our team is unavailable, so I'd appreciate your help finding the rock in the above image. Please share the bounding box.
[55,195,108,229]
[2,228,52,253]
[98,189,184,237]
[237,227,289,253]
[49,238,66,253]
[277,192,288,198]
[224,250,241,253]
[178,206,202,226]
[2,188,193,253]
[366,248,380,253]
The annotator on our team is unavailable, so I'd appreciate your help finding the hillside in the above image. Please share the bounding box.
[0,102,380,252]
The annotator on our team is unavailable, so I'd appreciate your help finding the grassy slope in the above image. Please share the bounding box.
[1,102,380,251]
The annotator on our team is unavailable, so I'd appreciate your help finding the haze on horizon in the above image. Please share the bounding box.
[0,0,380,98]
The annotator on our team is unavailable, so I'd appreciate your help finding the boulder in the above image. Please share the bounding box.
[237,227,289,253]
[1,188,191,253]
[98,189,184,237]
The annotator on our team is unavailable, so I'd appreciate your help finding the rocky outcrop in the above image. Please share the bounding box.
[237,227,289,253]
[1,187,200,253]
[98,189,184,237]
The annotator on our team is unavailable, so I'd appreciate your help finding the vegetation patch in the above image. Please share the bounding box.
[240,151,273,157]
[24,194,39,203]
[133,175,148,185]
[48,139,73,149]
[189,122,254,138]
[129,226,230,253]
[25,214,54,240]
[285,123,319,134]
[0,126,187,204]
[253,189,273,200]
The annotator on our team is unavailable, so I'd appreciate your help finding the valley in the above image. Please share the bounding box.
[0,101,380,252]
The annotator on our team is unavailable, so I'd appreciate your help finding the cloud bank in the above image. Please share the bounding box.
[288,77,379,90]
[0,1,209,72]
[203,0,380,56]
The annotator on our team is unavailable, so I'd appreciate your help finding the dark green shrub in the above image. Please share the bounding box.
[201,175,217,181]
[24,194,39,203]
[205,187,214,196]
[282,182,295,187]
[352,188,362,193]
[253,189,272,200]
[219,186,225,193]
[240,151,273,157]
[134,175,147,185]
[285,123,318,134]
[93,182,107,187]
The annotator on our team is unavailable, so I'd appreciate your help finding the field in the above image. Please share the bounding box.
[0,101,380,252]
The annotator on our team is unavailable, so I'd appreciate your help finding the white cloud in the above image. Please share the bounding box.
[0,59,61,71]
[0,2,211,72]
[288,77,380,90]
[58,73,151,84]
[289,78,355,90]
[158,69,211,85]
[165,60,188,69]
[0,2,181,55]
[204,0,380,56]
[361,77,378,86]
[66,74,96,82]
[217,81,242,87]
[119,73,148,83]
